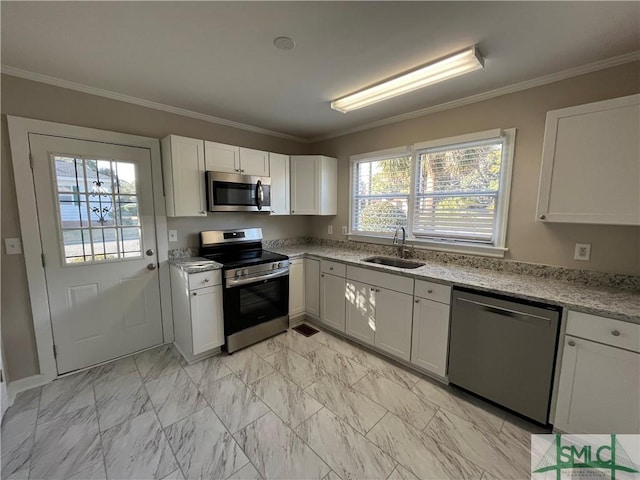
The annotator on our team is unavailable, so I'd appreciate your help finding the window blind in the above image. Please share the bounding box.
[352,156,411,233]
[413,137,504,243]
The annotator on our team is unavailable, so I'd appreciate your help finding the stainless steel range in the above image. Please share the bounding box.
[199,228,289,353]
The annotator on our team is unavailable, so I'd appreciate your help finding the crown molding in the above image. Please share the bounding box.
[311,50,640,142]
[0,65,308,143]
[3,50,639,145]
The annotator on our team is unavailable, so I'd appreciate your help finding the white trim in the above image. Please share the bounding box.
[6,116,173,385]
[313,51,640,142]
[350,145,411,163]
[347,234,508,258]
[7,374,50,405]
[1,65,306,143]
[413,128,502,151]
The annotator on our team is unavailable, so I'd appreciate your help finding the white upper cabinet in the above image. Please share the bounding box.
[205,141,269,176]
[204,141,240,174]
[536,94,640,225]
[161,135,207,217]
[269,152,290,215]
[239,147,270,176]
[290,155,337,215]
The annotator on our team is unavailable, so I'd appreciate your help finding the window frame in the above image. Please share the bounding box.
[348,128,516,258]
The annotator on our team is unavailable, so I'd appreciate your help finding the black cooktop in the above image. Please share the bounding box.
[200,248,288,269]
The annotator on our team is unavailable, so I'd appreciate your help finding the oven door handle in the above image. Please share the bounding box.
[226,269,288,288]
[256,180,264,211]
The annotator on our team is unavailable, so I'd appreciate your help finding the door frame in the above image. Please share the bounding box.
[7,115,173,386]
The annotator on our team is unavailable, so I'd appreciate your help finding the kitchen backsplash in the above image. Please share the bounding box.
[169,237,640,291]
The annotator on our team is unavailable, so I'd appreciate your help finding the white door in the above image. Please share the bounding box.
[191,286,224,355]
[291,156,318,215]
[320,273,346,332]
[304,258,320,319]
[411,297,450,376]
[269,153,290,216]
[204,141,240,173]
[374,287,413,361]
[30,134,164,374]
[239,147,269,176]
[289,259,305,319]
[554,335,640,434]
[345,279,375,346]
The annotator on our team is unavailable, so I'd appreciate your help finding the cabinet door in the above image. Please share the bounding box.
[411,297,450,376]
[345,279,375,346]
[239,147,270,176]
[289,259,305,319]
[162,135,206,217]
[204,141,240,173]
[374,287,413,361]
[290,156,318,215]
[269,153,290,215]
[304,258,320,319]
[190,285,224,355]
[537,94,640,225]
[554,335,640,433]
[320,273,346,332]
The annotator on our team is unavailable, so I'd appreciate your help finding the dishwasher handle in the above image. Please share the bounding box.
[457,297,552,323]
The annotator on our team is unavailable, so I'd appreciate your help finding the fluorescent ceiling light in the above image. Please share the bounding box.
[331,46,484,113]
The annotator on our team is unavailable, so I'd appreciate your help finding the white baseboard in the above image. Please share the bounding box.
[7,374,51,405]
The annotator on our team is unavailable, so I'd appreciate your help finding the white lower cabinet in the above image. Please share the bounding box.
[320,272,346,332]
[289,258,305,321]
[410,297,450,377]
[374,287,413,361]
[554,311,640,433]
[304,258,320,320]
[171,266,224,362]
[345,279,376,346]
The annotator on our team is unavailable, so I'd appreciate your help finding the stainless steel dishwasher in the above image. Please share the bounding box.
[448,288,561,424]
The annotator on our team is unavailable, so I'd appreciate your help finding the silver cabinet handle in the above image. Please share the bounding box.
[200,211,206,215]
[147,263,157,270]
[457,297,552,323]
[204,278,210,283]
[376,288,380,292]
[611,330,621,336]
[427,289,433,294]
[321,274,325,278]
[330,266,334,270]
[539,214,546,220]
[370,287,374,292]
[568,340,576,346]
[415,299,420,304]
[146,249,154,256]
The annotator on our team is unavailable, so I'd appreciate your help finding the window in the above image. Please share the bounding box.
[350,129,515,256]
[53,155,142,264]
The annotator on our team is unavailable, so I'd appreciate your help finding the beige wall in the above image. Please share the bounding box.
[309,61,640,275]
[0,74,310,381]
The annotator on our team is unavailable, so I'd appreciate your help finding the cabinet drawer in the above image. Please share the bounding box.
[188,270,221,290]
[347,266,413,295]
[414,280,451,304]
[566,311,640,353]
[321,260,346,277]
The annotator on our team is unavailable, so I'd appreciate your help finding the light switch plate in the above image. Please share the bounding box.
[168,230,178,242]
[327,225,333,235]
[341,226,348,235]
[4,238,23,255]
[574,243,591,261]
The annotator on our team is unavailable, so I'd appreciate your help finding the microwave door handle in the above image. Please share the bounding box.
[256,180,263,210]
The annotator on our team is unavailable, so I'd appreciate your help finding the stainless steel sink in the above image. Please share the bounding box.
[362,256,425,269]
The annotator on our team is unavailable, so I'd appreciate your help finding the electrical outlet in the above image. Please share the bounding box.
[168,230,178,242]
[4,238,22,255]
[574,243,591,261]
[327,225,333,235]
[341,226,348,235]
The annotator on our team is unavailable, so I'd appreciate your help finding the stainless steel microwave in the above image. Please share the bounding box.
[206,171,271,212]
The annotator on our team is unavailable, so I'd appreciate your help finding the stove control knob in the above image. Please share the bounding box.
[243,269,249,276]
[277,262,282,269]
[235,270,241,278]
[272,263,277,270]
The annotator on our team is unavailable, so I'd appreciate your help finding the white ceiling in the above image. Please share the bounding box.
[2,2,639,141]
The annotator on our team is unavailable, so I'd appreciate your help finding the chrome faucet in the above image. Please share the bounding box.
[393,226,408,258]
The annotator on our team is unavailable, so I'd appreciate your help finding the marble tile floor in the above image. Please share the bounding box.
[1,329,548,480]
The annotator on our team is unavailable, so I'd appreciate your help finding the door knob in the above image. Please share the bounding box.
[567,340,576,347]
[147,263,157,270]
[146,249,154,256]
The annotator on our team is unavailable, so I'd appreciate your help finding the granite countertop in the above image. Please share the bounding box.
[269,245,640,324]
[171,257,222,273]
